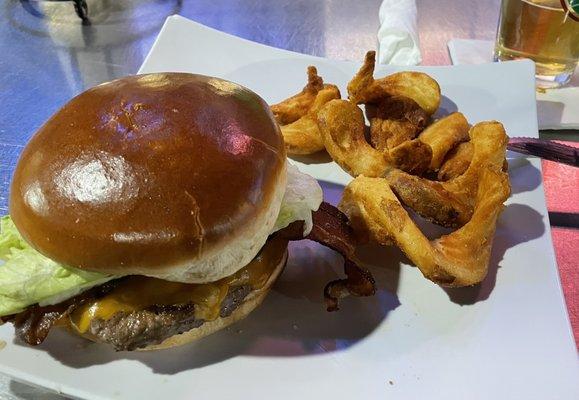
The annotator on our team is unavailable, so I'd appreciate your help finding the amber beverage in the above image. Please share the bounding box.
[494,0,579,88]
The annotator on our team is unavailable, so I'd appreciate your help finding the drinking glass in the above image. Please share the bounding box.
[494,0,579,88]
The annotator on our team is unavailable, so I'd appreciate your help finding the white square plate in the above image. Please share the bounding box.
[1,16,577,400]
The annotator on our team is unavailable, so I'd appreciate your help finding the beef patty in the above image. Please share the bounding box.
[87,285,251,351]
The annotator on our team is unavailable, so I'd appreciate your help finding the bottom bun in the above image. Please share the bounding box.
[130,250,288,351]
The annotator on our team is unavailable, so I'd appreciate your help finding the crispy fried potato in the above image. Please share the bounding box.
[382,121,509,227]
[442,121,509,202]
[367,95,429,150]
[438,141,474,181]
[280,86,341,154]
[388,139,432,176]
[317,99,433,177]
[384,169,471,228]
[339,168,510,287]
[369,118,419,151]
[375,71,441,116]
[279,117,325,154]
[347,51,441,115]
[271,66,324,125]
[317,99,388,177]
[317,99,432,177]
[418,112,470,170]
[346,51,376,105]
[270,67,341,155]
[324,53,512,288]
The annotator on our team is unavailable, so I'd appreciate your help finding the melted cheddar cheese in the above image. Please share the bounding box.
[70,238,288,333]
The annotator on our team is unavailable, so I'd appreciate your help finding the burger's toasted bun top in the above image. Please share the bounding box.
[10,73,286,279]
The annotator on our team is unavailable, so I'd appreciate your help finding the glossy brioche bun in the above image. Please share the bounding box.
[10,73,287,283]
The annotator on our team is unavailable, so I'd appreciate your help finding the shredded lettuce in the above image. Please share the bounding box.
[0,164,323,317]
[273,163,323,235]
[0,216,114,317]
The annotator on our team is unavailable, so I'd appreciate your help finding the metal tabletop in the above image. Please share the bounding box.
[1,0,576,398]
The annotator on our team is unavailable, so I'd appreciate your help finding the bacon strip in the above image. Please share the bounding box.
[309,202,376,311]
[278,202,376,311]
[9,279,124,346]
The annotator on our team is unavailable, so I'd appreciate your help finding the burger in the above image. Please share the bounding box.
[0,73,374,351]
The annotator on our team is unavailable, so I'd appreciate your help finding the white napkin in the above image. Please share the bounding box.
[448,39,579,130]
[377,0,422,65]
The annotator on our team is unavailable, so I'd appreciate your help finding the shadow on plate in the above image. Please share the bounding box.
[289,152,334,165]
[445,203,545,304]
[433,95,459,119]
[507,157,542,195]
[9,379,65,400]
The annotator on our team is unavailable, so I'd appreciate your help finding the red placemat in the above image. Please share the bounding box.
[542,141,579,348]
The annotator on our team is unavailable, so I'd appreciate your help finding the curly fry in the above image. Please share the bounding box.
[442,121,509,201]
[388,139,433,176]
[384,169,472,228]
[347,51,441,115]
[339,168,510,287]
[346,51,376,105]
[383,121,508,227]
[270,67,341,155]
[418,112,470,171]
[277,118,324,155]
[271,66,324,125]
[317,99,389,177]
[280,86,341,154]
[317,99,433,177]
[366,95,429,150]
[438,141,474,181]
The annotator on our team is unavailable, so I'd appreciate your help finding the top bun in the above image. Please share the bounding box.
[10,73,287,283]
